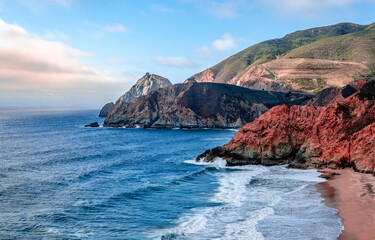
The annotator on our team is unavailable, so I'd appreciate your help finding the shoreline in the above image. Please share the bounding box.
[317,169,375,240]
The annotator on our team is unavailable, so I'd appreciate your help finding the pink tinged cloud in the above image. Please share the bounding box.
[0,19,136,107]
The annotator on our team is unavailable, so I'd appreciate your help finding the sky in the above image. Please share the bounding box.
[0,0,374,108]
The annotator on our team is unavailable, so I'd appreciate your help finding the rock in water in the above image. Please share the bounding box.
[104,82,310,129]
[197,80,375,174]
[116,73,172,104]
[99,102,115,117]
[85,122,100,128]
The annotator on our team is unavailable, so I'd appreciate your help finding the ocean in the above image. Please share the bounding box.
[0,109,342,240]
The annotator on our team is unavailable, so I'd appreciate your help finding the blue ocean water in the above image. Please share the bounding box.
[0,109,342,240]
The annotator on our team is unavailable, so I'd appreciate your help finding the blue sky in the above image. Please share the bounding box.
[0,0,374,108]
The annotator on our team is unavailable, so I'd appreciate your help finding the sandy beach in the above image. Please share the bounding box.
[318,169,375,240]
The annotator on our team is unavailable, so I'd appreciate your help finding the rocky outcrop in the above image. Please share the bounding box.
[116,73,172,104]
[99,102,115,117]
[302,80,367,106]
[188,69,215,83]
[99,73,172,117]
[197,80,375,174]
[85,122,100,127]
[228,65,292,91]
[104,82,310,129]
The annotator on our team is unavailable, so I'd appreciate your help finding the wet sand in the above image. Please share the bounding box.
[317,169,375,240]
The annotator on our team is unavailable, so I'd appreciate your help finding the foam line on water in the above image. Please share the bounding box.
[184,157,228,168]
[152,165,343,240]
[152,164,272,239]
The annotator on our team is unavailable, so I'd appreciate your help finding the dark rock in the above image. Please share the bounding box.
[85,122,100,127]
[104,82,310,129]
[99,102,115,117]
[302,80,367,106]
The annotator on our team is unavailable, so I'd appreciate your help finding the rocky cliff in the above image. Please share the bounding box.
[116,73,172,104]
[98,73,172,117]
[197,80,375,174]
[104,82,310,129]
[302,80,367,106]
[99,102,115,117]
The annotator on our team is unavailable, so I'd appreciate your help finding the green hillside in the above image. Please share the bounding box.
[195,22,370,83]
[284,23,375,69]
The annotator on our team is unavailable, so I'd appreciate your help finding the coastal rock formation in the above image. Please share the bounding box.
[98,102,115,117]
[228,65,291,91]
[302,80,367,106]
[104,82,310,129]
[115,73,172,104]
[98,73,172,117]
[85,122,100,127]
[197,80,375,173]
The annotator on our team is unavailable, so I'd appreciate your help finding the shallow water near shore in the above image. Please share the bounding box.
[0,109,342,239]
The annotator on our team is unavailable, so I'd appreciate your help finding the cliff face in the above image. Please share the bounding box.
[116,73,172,104]
[228,65,292,91]
[104,82,310,129]
[98,102,115,117]
[197,80,375,174]
[302,80,367,106]
[98,73,172,117]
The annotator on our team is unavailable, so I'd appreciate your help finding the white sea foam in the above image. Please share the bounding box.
[203,137,228,141]
[153,165,273,239]
[153,165,343,240]
[185,157,228,168]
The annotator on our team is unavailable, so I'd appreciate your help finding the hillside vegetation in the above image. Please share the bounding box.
[189,22,374,93]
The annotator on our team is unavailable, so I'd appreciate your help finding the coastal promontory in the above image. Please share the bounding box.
[197,80,375,173]
[104,82,310,129]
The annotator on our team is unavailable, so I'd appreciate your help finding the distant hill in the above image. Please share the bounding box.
[189,22,375,93]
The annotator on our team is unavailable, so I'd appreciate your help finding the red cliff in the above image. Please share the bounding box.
[197,80,375,174]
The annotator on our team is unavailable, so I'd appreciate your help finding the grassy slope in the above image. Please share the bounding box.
[284,23,375,69]
[203,23,368,83]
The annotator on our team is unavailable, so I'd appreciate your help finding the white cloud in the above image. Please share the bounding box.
[258,0,375,18]
[195,34,237,58]
[212,34,236,51]
[0,18,136,107]
[156,56,198,67]
[101,23,130,34]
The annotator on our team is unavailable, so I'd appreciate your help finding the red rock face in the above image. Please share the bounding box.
[197,81,375,173]
[190,69,215,83]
